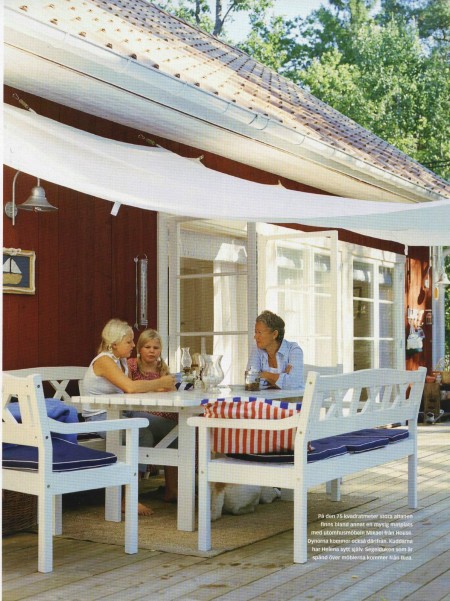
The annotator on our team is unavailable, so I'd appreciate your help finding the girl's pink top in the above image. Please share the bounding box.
[127,358,178,422]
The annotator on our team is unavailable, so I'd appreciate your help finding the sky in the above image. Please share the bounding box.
[207,0,327,41]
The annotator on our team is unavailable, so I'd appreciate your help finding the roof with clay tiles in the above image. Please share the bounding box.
[8,0,450,198]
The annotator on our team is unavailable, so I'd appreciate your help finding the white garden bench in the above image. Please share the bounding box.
[188,367,426,563]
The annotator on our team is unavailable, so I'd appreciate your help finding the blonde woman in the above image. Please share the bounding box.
[82,319,176,515]
[127,329,178,503]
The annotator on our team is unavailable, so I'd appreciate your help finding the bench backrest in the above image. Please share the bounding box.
[4,367,87,402]
[299,367,426,441]
[304,364,343,376]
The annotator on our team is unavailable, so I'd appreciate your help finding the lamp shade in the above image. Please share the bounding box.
[18,184,58,212]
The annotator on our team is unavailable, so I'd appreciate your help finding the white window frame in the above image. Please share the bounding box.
[342,242,405,372]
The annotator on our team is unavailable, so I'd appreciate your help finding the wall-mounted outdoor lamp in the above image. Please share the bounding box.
[4,171,58,226]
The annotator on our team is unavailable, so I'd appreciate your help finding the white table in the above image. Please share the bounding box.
[72,386,304,531]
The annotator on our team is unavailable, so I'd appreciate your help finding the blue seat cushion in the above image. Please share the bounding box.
[227,436,348,463]
[225,428,408,463]
[2,436,117,472]
[347,428,409,443]
[334,433,388,453]
[308,437,349,462]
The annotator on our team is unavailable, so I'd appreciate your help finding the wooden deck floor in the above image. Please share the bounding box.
[3,424,450,601]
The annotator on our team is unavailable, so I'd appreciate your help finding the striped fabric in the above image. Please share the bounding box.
[201,397,302,454]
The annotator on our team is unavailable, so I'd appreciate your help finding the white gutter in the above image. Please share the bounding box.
[3,6,447,204]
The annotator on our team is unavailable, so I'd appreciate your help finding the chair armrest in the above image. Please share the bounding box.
[48,417,149,435]
[187,414,299,431]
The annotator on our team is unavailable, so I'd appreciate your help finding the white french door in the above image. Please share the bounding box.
[256,224,340,368]
[161,216,250,385]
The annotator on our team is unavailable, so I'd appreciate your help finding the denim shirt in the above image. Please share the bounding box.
[247,339,304,390]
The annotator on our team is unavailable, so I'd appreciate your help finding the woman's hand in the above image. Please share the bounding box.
[157,374,176,391]
[260,370,280,386]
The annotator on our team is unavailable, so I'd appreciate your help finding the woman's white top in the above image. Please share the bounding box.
[81,351,128,417]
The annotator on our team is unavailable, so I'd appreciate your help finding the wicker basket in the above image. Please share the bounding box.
[2,490,37,536]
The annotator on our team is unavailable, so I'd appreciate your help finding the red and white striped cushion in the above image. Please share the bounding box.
[202,398,302,454]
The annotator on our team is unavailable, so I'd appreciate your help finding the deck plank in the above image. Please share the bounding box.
[3,427,449,601]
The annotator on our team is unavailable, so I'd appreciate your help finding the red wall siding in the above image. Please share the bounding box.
[3,86,431,372]
[3,89,158,369]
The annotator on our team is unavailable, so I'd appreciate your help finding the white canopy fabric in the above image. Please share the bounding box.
[4,104,450,245]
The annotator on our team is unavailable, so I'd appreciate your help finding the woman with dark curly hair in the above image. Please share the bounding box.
[247,310,304,389]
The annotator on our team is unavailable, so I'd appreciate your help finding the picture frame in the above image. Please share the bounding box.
[3,249,36,295]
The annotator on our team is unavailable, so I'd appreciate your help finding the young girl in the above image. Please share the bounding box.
[82,319,176,515]
[128,329,178,503]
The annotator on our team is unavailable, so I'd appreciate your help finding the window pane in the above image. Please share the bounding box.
[180,261,247,334]
[277,246,304,287]
[314,338,334,365]
[180,268,214,336]
[354,340,373,371]
[278,291,308,337]
[353,300,373,337]
[353,261,373,298]
[379,303,393,337]
[379,341,395,368]
[379,266,394,301]
[315,295,332,336]
[180,257,211,276]
[314,253,330,289]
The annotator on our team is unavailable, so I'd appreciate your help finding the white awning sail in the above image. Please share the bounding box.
[4,104,450,245]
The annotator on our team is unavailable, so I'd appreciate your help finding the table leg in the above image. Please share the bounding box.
[105,408,122,522]
[177,410,196,531]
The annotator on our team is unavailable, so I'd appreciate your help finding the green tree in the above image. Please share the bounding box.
[237,9,304,77]
[156,0,214,33]
[379,0,450,48]
[156,0,275,38]
[298,15,450,179]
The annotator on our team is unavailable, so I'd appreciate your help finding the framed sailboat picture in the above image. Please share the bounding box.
[3,249,36,295]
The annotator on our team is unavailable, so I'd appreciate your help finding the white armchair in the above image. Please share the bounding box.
[2,373,148,573]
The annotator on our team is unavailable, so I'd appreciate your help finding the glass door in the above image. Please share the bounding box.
[257,225,340,368]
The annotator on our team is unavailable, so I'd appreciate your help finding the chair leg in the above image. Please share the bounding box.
[53,495,62,535]
[105,485,122,522]
[329,478,341,501]
[408,453,418,508]
[198,477,212,551]
[38,492,54,573]
[124,478,138,554]
[197,427,212,552]
[293,481,307,564]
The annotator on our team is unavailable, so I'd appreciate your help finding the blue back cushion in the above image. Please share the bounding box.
[5,398,79,445]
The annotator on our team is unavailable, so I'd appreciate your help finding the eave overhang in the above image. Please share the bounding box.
[3,7,447,205]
